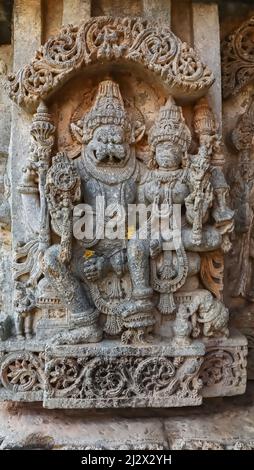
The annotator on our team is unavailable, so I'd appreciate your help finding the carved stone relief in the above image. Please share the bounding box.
[222,15,254,99]
[221,15,254,382]
[228,95,254,302]
[0,15,247,409]
[4,17,214,110]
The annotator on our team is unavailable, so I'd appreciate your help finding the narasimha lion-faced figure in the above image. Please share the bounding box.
[42,80,157,344]
[15,76,235,346]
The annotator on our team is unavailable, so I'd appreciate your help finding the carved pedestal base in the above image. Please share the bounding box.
[240,328,254,380]
[201,329,248,398]
[44,340,205,409]
[0,341,45,402]
[0,330,247,408]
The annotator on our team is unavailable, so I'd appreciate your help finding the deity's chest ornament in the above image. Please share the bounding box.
[0,16,247,410]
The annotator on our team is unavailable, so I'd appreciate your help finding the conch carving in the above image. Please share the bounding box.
[4,17,214,109]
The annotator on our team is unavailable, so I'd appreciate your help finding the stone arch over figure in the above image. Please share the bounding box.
[4,16,214,111]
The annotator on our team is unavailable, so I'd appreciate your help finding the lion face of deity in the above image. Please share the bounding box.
[85,124,130,166]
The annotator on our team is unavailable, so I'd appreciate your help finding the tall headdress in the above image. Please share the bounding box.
[149,96,192,152]
[82,80,132,143]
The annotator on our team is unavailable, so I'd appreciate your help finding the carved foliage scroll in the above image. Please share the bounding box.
[5,17,214,109]
[222,16,254,98]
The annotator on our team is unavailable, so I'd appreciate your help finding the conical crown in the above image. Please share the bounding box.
[149,96,192,151]
[83,80,131,143]
[193,97,217,136]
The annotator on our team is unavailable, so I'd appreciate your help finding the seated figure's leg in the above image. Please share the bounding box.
[116,239,156,344]
[127,239,153,299]
[43,245,102,344]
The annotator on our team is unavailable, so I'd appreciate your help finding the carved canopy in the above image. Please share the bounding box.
[5,16,214,110]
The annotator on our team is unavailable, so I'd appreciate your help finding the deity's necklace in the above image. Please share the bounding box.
[153,168,183,184]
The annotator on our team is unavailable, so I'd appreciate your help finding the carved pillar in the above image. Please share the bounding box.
[13,0,42,70]
[7,0,43,340]
[10,0,43,240]
[192,3,222,131]
[171,0,193,45]
[62,0,91,25]
[222,16,254,380]
[142,0,171,25]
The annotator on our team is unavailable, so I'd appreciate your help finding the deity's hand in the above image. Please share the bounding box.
[83,256,105,281]
[150,239,162,259]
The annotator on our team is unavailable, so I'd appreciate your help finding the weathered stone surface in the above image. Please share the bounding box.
[0,382,254,449]
[166,385,254,450]
[62,0,91,26]
[0,405,167,449]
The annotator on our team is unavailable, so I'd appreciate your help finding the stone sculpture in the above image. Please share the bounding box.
[229,95,254,301]
[0,16,248,409]
[222,16,254,99]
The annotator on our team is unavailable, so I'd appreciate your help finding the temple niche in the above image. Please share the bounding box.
[0,0,253,451]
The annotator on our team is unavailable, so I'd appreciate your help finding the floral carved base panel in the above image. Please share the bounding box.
[0,330,247,408]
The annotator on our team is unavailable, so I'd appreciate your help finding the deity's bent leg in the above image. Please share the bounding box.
[115,239,156,343]
[43,245,102,344]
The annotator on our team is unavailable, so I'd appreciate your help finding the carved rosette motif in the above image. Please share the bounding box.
[200,345,248,396]
[5,17,214,109]
[222,16,254,98]
[0,351,45,396]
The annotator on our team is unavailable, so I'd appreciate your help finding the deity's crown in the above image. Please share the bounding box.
[149,96,192,152]
[83,80,131,143]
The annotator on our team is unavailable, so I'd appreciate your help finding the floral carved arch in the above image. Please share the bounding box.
[5,16,214,110]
